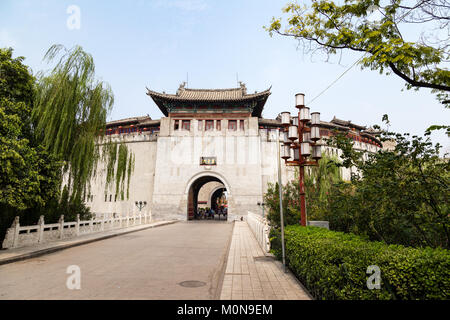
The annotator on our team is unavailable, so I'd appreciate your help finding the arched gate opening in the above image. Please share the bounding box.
[187,175,228,221]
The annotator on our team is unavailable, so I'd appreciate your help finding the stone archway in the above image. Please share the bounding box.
[185,172,231,221]
[210,187,226,212]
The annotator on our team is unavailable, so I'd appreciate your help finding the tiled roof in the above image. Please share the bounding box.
[106,116,160,128]
[147,83,271,102]
[107,116,151,127]
[331,116,366,130]
[177,88,244,100]
[319,120,351,131]
[146,82,271,117]
[259,118,282,127]
[363,127,382,135]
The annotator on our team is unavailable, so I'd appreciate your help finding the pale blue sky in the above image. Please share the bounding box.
[1,0,448,153]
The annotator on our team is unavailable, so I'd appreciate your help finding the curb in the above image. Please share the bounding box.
[272,258,315,300]
[0,220,178,266]
[213,220,235,300]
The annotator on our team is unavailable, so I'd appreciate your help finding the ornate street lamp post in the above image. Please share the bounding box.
[280,93,322,227]
[257,201,266,218]
[135,201,147,213]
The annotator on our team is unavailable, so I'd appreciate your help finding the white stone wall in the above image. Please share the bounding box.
[259,128,297,197]
[87,132,157,218]
[151,117,271,221]
[85,117,380,221]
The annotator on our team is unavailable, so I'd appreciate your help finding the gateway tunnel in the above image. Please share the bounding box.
[187,175,228,221]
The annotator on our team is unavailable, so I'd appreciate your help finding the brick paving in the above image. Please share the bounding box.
[220,221,312,300]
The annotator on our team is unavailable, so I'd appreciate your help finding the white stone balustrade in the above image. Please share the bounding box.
[2,212,152,250]
[246,211,271,254]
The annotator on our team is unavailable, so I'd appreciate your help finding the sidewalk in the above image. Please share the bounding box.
[220,221,312,300]
[0,220,177,266]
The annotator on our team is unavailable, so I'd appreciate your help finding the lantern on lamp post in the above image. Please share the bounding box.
[135,201,147,213]
[278,93,323,227]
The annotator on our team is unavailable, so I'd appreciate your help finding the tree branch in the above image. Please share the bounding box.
[388,62,450,91]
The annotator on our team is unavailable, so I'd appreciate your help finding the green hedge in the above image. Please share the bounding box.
[270,226,450,300]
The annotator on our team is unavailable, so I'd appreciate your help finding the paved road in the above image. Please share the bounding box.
[0,221,233,300]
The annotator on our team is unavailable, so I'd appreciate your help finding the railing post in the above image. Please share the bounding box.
[113,213,117,229]
[101,216,105,231]
[126,212,129,228]
[12,216,20,248]
[90,216,94,233]
[139,213,142,225]
[37,215,45,243]
[75,214,80,236]
[264,218,270,253]
[59,215,64,239]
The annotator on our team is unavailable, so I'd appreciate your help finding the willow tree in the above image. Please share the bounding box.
[33,45,133,202]
[103,141,135,201]
[304,154,343,221]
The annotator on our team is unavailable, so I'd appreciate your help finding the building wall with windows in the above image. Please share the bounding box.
[85,84,383,221]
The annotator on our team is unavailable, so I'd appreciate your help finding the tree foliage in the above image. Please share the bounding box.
[33,45,133,201]
[103,141,135,201]
[0,48,61,211]
[304,155,343,220]
[266,0,450,106]
[326,122,450,249]
[264,180,302,228]
[0,97,61,211]
[0,48,34,107]
[0,48,63,239]
[264,155,343,227]
[265,120,449,248]
[1,45,133,241]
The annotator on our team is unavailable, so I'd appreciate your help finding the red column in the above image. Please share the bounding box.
[298,110,307,226]
[299,165,306,226]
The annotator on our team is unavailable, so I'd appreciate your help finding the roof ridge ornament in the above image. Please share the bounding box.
[177,82,187,95]
[239,81,246,95]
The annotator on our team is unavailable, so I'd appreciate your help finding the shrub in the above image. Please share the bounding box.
[270,225,450,300]
[326,129,450,249]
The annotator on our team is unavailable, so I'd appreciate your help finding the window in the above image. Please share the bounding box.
[182,120,190,131]
[114,194,117,202]
[228,120,237,131]
[205,120,214,131]
[109,194,112,202]
[216,120,221,131]
[105,194,107,202]
[174,120,179,130]
[240,120,244,131]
